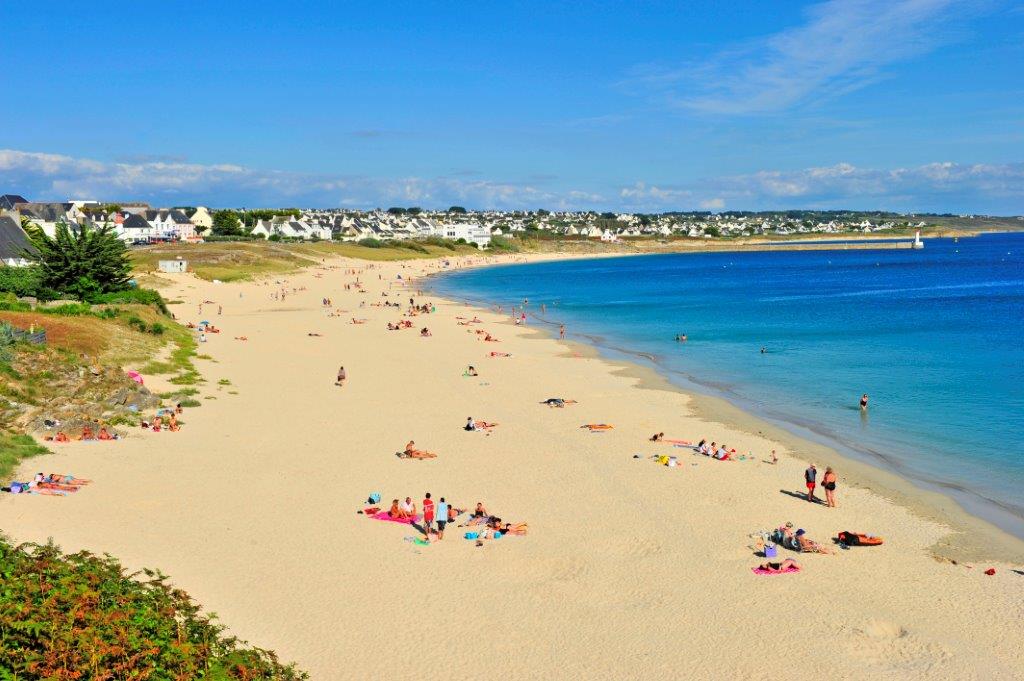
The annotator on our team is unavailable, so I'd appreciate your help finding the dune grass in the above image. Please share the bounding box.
[0,432,49,481]
[131,240,486,282]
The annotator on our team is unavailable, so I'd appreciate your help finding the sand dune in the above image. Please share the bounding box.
[3,254,1022,680]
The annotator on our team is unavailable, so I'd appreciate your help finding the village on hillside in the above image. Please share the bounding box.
[2,192,1020,266]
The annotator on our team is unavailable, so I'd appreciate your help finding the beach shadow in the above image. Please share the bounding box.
[779,489,827,506]
[1012,569,1024,577]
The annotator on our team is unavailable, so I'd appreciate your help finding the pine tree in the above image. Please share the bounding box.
[23,221,132,301]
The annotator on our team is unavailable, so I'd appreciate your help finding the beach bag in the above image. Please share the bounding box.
[10,482,24,493]
[368,492,381,504]
[464,532,479,540]
[764,544,778,558]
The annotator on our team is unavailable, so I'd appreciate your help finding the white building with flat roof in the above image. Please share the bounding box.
[437,222,491,248]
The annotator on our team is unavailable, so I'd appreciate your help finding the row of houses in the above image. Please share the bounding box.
[0,195,213,244]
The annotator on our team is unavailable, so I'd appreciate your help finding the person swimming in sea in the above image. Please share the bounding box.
[860,393,869,410]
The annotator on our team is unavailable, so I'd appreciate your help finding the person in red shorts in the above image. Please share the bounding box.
[804,464,817,502]
[422,492,435,541]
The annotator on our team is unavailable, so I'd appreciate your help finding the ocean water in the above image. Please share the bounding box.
[431,233,1024,538]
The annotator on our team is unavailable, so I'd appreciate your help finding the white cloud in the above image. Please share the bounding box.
[2,148,1021,213]
[0,149,574,210]
[634,0,969,114]
[620,161,1024,211]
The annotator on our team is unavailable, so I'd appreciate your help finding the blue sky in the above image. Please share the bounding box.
[1,0,1022,212]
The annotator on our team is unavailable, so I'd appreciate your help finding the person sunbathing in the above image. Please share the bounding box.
[795,529,834,554]
[54,431,69,443]
[472,502,489,518]
[542,398,576,408]
[484,333,499,342]
[474,420,497,430]
[465,417,477,431]
[420,327,432,337]
[234,336,248,341]
[402,441,437,459]
[152,416,162,432]
[168,414,180,432]
[44,474,91,485]
[79,426,95,441]
[650,432,665,441]
[758,559,801,573]
[307,332,323,337]
[489,351,511,358]
[97,427,114,441]
[465,365,478,376]
[351,318,367,324]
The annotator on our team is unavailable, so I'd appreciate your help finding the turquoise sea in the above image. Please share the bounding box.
[431,233,1024,538]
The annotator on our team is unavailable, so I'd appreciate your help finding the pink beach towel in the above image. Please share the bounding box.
[370,511,420,525]
[751,566,801,575]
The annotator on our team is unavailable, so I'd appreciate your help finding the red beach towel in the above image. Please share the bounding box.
[751,566,801,575]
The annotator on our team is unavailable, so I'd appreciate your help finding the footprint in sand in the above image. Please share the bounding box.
[845,619,951,674]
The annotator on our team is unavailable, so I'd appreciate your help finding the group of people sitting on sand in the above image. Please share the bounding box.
[472,329,500,342]
[4,473,91,496]
[696,439,734,460]
[47,424,119,442]
[772,523,834,554]
[141,407,182,433]
[386,320,414,331]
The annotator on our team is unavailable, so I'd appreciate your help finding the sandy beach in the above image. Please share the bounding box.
[2,253,1023,680]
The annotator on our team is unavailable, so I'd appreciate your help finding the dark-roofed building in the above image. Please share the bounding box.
[0,215,35,266]
[0,194,29,210]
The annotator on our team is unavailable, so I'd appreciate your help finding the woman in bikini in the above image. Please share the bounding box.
[822,467,838,508]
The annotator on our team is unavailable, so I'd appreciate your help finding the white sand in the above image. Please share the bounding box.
[3,254,1023,680]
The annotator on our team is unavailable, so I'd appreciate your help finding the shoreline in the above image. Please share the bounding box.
[2,251,1022,679]
[427,254,1024,563]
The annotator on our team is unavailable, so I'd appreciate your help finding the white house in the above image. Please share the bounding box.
[188,207,214,232]
[117,213,158,243]
[436,222,491,248]
[144,209,195,241]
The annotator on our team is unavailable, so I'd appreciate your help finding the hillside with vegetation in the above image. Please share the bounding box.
[0,221,306,679]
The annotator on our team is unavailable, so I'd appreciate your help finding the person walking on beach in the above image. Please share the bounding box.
[422,492,435,540]
[822,467,838,508]
[860,393,869,410]
[336,365,346,387]
[771,449,778,465]
[435,497,450,540]
[559,324,565,339]
[805,464,818,502]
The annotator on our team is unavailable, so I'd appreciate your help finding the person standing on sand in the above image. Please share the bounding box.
[860,393,869,410]
[805,464,818,502]
[560,325,565,339]
[823,467,838,508]
[771,449,778,465]
[435,497,450,540]
[336,366,346,387]
[422,492,435,540]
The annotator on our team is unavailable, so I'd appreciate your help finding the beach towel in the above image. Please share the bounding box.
[751,566,801,575]
[369,511,420,525]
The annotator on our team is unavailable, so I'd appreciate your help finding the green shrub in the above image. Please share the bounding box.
[0,266,43,297]
[357,238,383,248]
[92,287,169,315]
[489,235,519,252]
[420,236,458,251]
[0,536,306,679]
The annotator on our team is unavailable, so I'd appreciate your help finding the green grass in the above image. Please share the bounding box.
[132,240,487,282]
[0,432,48,481]
[217,378,231,386]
